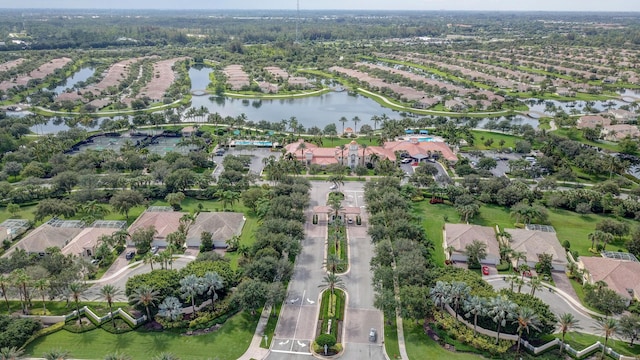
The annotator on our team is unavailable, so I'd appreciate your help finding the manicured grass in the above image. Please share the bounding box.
[414,199,635,264]
[3,300,131,316]
[403,320,482,360]
[384,317,401,360]
[25,311,259,360]
[226,213,259,271]
[464,130,521,151]
[261,303,282,349]
[568,278,605,315]
[549,332,640,357]
[0,204,38,223]
[552,128,620,152]
[328,222,348,273]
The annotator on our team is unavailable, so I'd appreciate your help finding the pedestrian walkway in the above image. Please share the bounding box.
[237,305,272,360]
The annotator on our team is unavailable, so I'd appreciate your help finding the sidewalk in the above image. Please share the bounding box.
[237,305,272,360]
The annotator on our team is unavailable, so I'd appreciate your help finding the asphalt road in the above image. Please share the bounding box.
[267,181,385,360]
[485,276,600,334]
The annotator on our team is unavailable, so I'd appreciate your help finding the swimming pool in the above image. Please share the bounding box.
[233,140,273,147]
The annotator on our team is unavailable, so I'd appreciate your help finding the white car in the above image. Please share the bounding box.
[329,184,337,190]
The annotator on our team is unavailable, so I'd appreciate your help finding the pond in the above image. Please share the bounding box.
[188,65,399,130]
[50,67,95,95]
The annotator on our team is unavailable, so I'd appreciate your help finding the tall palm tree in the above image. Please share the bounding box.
[529,276,543,296]
[129,285,159,322]
[33,278,49,314]
[361,143,368,166]
[557,313,581,355]
[371,115,381,132]
[488,295,518,344]
[42,349,69,360]
[101,284,121,329]
[0,346,23,360]
[514,307,541,352]
[449,281,470,320]
[143,252,157,271]
[111,229,130,249]
[202,272,224,311]
[180,275,204,315]
[596,317,619,360]
[324,253,344,275]
[11,269,31,314]
[463,295,486,336]
[0,274,10,313]
[319,273,345,296]
[430,281,452,310]
[339,116,348,135]
[352,116,361,135]
[67,282,86,328]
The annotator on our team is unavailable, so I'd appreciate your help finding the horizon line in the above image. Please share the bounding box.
[1,8,640,13]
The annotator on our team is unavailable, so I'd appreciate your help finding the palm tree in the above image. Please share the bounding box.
[557,313,581,355]
[514,307,541,352]
[129,285,159,322]
[488,295,518,344]
[339,116,348,135]
[202,272,224,311]
[371,115,381,132]
[33,278,49,314]
[101,284,121,329]
[104,352,132,360]
[42,349,69,360]
[180,275,204,315]
[596,317,619,360]
[319,273,345,296]
[352,116,361,135]
[430,281,452,309]
[445,245,455,261]
[67,282,86,328]
[111,229,130,249]
[143,252,157,271]
[0,346,23,360]
[339,144,346,165]
[449,281,470,320]
[464,239,487,268]
[361,143,368,166]
[0,274,10,313]
[324,253,344,274]
[11,269,31,314]
[158,296,183,322]
[464,296,486,336]
[529,276,543,296]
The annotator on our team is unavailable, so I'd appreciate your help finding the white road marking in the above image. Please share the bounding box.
[306,298,315,304]
[297,341,306,347]
[278,340,290,345]
[290,290,306,351]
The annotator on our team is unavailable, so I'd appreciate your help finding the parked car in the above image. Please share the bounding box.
[482,266,490,275]
[329,184,337,190]
[125,251,135,260]
[522,270,532,277]
[401,158,412,164]
[151,246,159,254]
[347,217,354,224]
[369,328,377,342]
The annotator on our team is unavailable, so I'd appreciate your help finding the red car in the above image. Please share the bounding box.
[482,266,490,275]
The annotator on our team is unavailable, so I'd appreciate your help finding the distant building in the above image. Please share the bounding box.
[127,208,188,247]
[443,224,500,265]
[579,257,640,302]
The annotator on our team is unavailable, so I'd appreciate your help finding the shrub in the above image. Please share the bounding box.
[562,240,571,249]
[496,261,510,271]
[433,311,512,356]
[315,333,337,347]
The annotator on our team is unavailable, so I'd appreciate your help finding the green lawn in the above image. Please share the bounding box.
[0,204,38,223]
[403,321,482,360]
[4,301,131,316]
[384,317,401,360]
[552,128,620,152]
[25,311,259,360]
[413,199,634,263]
[464,130,522,151]
[547,332,640,357]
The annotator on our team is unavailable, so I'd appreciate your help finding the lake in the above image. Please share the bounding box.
[50,67,95,95]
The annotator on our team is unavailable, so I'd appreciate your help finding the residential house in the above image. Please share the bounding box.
[608,109,637,124]
[127,208,188,247]
[443,224,500,265]
[8,219,84,257]
[503,228,567,271]
[578,257,640,302]
[186,212,245,249]
[576,115,610,129]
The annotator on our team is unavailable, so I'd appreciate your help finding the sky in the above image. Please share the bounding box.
[4,0,640,12]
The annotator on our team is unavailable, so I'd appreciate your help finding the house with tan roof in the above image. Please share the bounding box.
[127,208,188,247]
[608,109,637,124]
[578,257,640,302]
[186,212,245,249]
[576,115,610,129]
[62,227,118,258]
[443,224,500,265]
[602,124,640,141]
[7,219,84,257]
[503,228,568,271]
[0,219,30,243]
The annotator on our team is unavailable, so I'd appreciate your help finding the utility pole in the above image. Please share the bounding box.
[295,0,300,43]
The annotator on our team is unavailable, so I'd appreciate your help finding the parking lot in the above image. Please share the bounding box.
[460,151,521,177]
[211,146,275,178]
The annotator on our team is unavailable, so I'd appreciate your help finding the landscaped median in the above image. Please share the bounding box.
[312,288,346,356]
